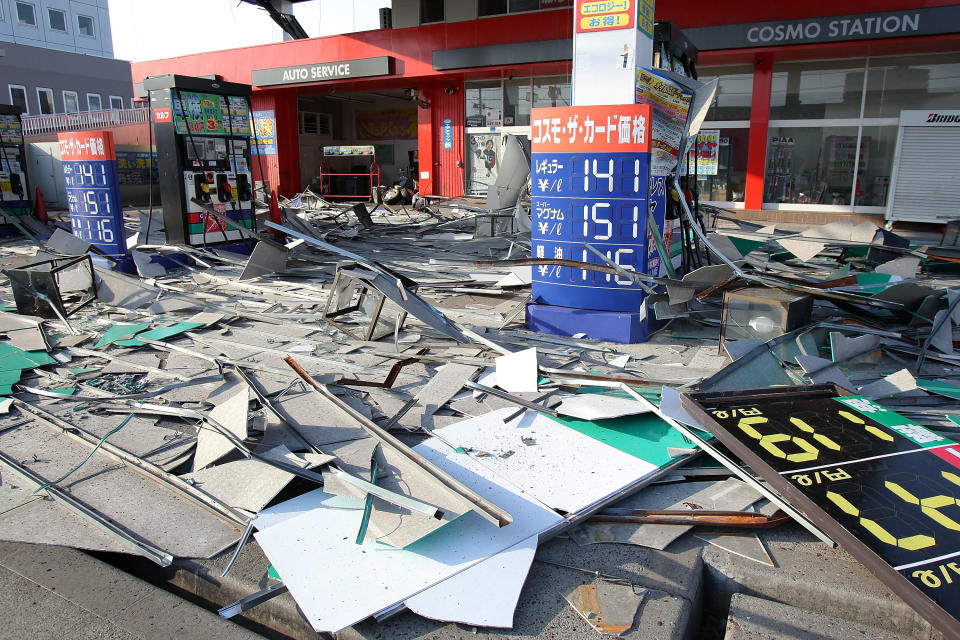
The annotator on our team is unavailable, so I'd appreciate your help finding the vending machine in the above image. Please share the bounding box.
[142,75,255,246]
[0,104,30,220]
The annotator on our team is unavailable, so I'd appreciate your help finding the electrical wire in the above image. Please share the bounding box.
[31,412,136,495]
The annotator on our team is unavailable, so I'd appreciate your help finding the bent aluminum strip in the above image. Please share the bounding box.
[285,356,514,527]
[0,449,174,566]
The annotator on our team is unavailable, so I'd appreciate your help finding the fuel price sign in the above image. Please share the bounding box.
[58,130,126,257]
[682,385,960,640]
[530,104,653,312]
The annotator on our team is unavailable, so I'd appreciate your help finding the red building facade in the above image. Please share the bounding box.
[131,1,960,221]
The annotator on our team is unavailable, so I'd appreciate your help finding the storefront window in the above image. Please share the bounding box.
[467,132,499,195]
[764,126,860,205]
[478,0,508,15]
[864,53,960,118]
[770,60,865,120]
[698,65,753,121]
[854,126,898,207]
[504,77,532,126]
[695,128,749,203]
[479,0,541,15]
[465,81,502,127]
[533,75,570,110]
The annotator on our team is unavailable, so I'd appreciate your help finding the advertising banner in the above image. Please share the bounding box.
[251,110,277,155]
[695,129,720,176]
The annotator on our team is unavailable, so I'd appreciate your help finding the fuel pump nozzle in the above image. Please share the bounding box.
[9,174,24,200]
[194,173,212,202]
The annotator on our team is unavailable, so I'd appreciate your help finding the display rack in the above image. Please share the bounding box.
[319,145,380,200]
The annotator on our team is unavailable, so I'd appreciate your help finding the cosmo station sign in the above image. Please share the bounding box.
[686,6,960,50]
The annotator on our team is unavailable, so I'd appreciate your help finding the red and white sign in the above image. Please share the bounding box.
[203,204,229,232]
[531,104,652,153]
[153,108,172,123]
[57,130,116,161]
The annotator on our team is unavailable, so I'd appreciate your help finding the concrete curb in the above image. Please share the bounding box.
[0,541,265,639]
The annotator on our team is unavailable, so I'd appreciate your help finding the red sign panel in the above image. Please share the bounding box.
[575,0,635,33]
[531,104,652,154]
[57,130,116,162]
[153,108,172,123]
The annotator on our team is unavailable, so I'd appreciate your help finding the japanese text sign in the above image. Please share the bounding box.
[576,0,635,33]
[531,104,652,154]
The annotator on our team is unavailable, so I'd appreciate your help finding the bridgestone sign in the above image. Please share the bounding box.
[252,56,394,87]
[685,6,960,50]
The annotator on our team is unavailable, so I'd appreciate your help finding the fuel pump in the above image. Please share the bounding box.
[143,75,255,246]
[0,104,31,220]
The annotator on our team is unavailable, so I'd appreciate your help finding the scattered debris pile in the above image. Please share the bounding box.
[0,193,957,638]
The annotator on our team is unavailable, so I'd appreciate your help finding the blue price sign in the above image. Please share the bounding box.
[530,104,653,312]
[58,131,127,257]
[442,118,453,150]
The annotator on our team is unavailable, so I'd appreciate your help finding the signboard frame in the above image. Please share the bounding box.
[58,130,127,257]
[681,384,960,640]
[529,103,653,311]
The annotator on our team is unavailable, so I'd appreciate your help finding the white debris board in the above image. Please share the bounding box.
[435,408,658,513]
[255,436,564,633]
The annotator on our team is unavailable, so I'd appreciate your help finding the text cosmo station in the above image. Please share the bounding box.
[131,0,960,224]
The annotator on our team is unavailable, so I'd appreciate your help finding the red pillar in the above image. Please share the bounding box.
[429,81,466,198]
[250,90,299,197]
[745,55,772,211]
[417,84,435,195]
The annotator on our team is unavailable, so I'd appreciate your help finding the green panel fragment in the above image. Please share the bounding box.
[0,369,22,395]
[546,406,707,468]
[856,273,894,285]
[267,565,281,581]
[49,387,77,395]
[841,246,870,261]
[728,236,766,257]
[115,322,205,347]
[95,323,152,349]
[0,343,56,371]
[917,379,960,401]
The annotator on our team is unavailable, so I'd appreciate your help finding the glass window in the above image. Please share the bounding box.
[110,96,124,110]
[764,126,861,204]
[87,94,101,111]
[478,0,508,16]
[695,128,749,203]
[465,80,502,127]
[419,0,443,24]
[503,77,531,126]
[48,7,66,31]
[77,14,94,36]
[16,2,35,26]
[9,86,27,114]
[698,65,753,121]
[854,126,898,208]
[533,75,571,110]
[509,0,539,11]
[864,53,960,118]
[770,60,865,120]
[37,88,54,114]
[63,91,79,114]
